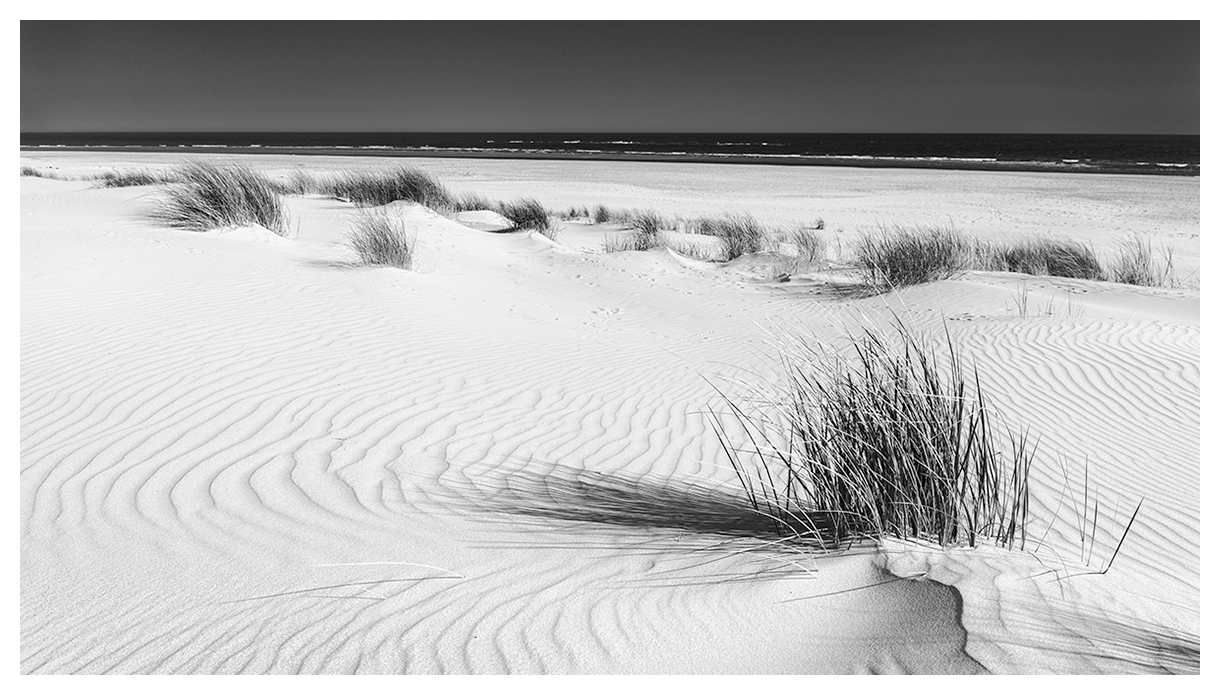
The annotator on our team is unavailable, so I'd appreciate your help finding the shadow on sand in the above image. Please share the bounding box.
[422,459,1200,673]
[428,460,840,549]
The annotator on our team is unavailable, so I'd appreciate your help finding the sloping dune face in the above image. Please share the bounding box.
[20,154,1198,674]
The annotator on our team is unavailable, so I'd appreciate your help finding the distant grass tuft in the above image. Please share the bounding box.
[273,169,322,195]
[277,168,565,244]
[270,166,564,239]
[590,205,640,227]
[599,210,812,264]
[629,210,666,237]
[152,161,289,235]
[346,211,416,269]
[855,226,1179,290]
[695,213,768,260]
[716,318,1033,550]
[980,236,1104,281]
[787,226,825,264]
[453,191,497,213]
[555,205,590,221]
[600,210,668,252]
[603,232,668,253]
[496,197,554,235]
[855,225,972,289]
[327,166,457,210]
[92,169,167,188]
[20,166,62,179]
[603,226,668,253]
[1105,236,1175,287]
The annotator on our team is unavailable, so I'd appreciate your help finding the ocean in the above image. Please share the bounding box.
[19,132,1199,176]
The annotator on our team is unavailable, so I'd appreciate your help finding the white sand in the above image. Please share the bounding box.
[19,153,1199,674]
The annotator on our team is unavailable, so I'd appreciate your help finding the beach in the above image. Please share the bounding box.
[19,152,1200,674]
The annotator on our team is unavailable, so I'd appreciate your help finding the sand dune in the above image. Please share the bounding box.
[20,154,1199,673]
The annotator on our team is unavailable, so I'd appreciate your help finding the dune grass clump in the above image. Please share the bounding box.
[345,211,416,269]
[1105,236,1176,287]
[92,169,167,188]
[273,169,323,196]
[717,319,1032,550]
[603,230,669,253]
[629,210,667,236]
[601,210,668,252]
[556,205,590,221]
[853,226,1182,292]
[448,191,496,213]
[788,226,825,264]
[855,225,973,289]
[20,166,63,179]
[327,166,457,210]
[610,208,642,226]
[589,205,640,226]
[152,161,289,236]
[496,197,554,235]
[981,236,1104,281]
[693,213,768,260]
[603,215,669,252]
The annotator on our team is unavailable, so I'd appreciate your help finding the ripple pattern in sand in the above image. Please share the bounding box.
[23,181,1196,674]
[21,212,979,673]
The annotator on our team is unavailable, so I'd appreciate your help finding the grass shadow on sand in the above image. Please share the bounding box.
[427,459,1197,673]
[299,257,379,270]
[429,460,837,547]
[777,277,888,299]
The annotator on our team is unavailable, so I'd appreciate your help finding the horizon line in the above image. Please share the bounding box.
[20,130,1202,137]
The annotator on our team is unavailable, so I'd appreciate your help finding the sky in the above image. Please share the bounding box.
[20,21,1200,134]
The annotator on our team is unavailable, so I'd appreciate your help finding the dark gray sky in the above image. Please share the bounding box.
[21,21,1200,133]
